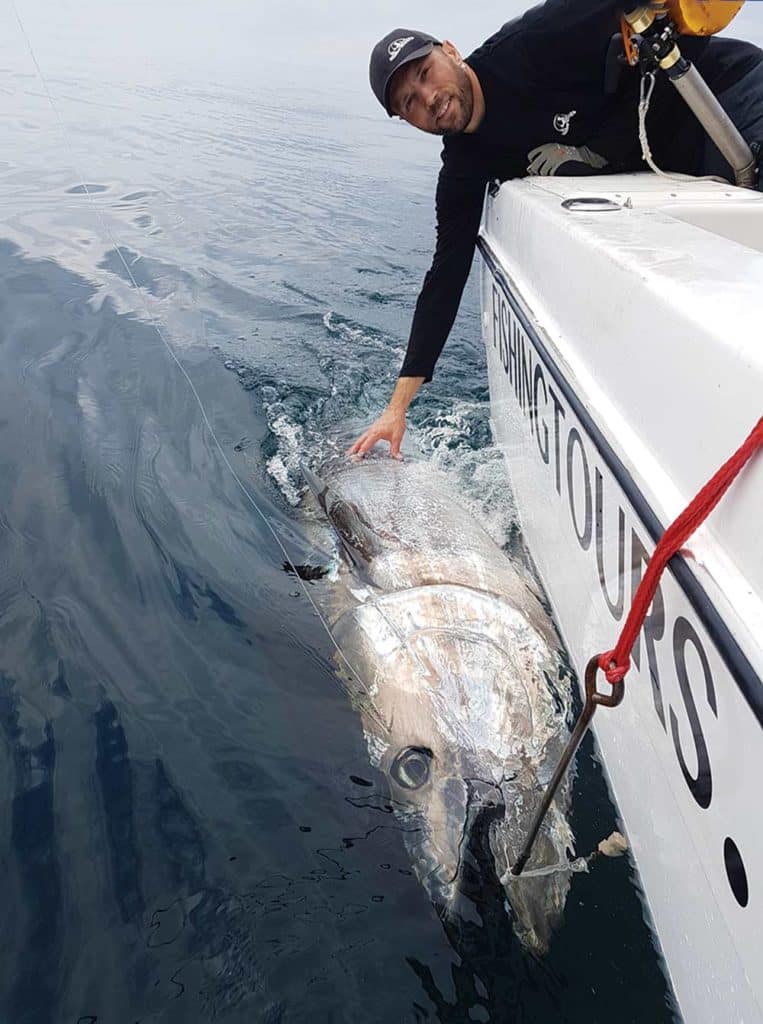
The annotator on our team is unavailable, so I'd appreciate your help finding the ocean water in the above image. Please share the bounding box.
[0,21,687,1024]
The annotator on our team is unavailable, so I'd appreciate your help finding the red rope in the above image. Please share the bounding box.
[599,415,763,685]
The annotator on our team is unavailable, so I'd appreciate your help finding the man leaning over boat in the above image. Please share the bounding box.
[349,0,763,458]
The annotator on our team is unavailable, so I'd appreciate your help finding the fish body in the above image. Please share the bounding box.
[305,455,575,954]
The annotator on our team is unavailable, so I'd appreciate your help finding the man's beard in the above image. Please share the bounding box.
[436,65,474,137]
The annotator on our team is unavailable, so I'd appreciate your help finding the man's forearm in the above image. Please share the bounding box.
[398,188,484,383]
[388,375,425,412]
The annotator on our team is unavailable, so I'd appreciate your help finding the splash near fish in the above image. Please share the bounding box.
[303,454,581,955]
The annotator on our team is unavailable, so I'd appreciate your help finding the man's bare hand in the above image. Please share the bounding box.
[348,406,406,459]
[347,376,424,459]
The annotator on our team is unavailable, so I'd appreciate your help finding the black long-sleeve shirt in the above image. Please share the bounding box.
[400,0,763,381]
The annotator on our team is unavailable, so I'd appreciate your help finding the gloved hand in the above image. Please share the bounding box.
[526,143,609,176]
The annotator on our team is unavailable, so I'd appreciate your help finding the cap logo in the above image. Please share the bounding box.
[388,36,414,62]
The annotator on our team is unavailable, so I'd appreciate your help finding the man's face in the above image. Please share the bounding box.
[388,44,474,137]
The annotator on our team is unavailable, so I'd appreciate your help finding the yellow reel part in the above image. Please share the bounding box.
[658,0,745,36]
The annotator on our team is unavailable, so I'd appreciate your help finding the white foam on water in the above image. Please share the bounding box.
[411,399,519,551]
[262,408,312,507]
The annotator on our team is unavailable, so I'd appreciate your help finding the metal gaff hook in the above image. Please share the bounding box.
[510,655,625,877]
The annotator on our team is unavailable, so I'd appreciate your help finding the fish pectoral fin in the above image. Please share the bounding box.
[301,463,384,566]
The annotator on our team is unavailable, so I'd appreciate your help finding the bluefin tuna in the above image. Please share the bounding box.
[303,454,576,955]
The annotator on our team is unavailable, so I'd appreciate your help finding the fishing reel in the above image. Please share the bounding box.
[620,1,744,71]
[630,1,744,40]
[605,1,744,92]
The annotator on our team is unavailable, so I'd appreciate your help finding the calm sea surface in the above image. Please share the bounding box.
[0,28,682,1024]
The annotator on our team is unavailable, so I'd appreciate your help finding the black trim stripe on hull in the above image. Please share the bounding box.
[477,232,763,728]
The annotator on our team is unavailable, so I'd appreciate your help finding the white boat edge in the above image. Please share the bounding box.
[479,173,763,1023]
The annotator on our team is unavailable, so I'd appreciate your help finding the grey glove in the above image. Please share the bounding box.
[526,143,609,176]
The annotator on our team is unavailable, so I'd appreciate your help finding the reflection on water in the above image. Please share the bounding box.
[0,675,62,1022]
[0,42,678,1023]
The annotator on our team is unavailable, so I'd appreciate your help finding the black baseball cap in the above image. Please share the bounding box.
[369,29,441,116]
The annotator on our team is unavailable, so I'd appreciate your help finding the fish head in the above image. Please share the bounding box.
[378,731,574,955]
[378,738,509,902]
[349,591,575,955]
[362,623,523,892]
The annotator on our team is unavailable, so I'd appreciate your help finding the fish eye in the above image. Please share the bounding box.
[391,746,433,790]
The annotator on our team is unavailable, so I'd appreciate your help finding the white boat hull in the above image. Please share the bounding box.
[479,175,763,1023]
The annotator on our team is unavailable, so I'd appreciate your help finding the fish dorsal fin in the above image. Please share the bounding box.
[302,465,385,568]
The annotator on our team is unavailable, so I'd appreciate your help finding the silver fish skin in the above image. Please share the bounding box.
[305,454,575,955]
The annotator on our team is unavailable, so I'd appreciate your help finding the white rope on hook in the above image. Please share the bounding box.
[638,69,727,184]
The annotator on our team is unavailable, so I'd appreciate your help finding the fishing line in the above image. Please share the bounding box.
[10,1,386,726]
